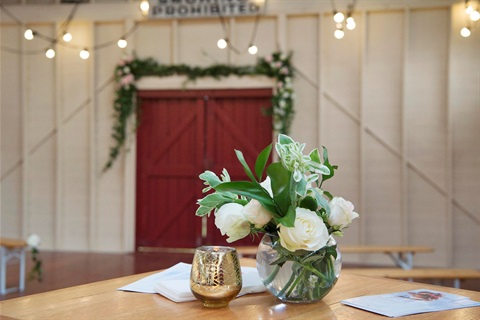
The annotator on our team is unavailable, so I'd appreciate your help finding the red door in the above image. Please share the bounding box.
[136,89,273,250]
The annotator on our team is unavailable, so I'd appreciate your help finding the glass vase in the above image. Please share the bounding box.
[256,233,341,303]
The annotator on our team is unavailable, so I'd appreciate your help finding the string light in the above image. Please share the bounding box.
[24,29,34,40]
[346,16,356,30]
[248,44,258,55]
[461,26,472,37]
[117,38,128,48]
[333,12,345,23]
[140,0,149,15]
[334,28,345,39]
[461,0,479,38]
[331,0,357,39]
[63,32,72,42]
[0,2,139,60]
[217,38,228,49]
[79,48,90,59]
[471,10,480,21]
[45,48,55,59]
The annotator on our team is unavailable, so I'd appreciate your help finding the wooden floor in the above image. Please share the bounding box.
[1,251,479,301]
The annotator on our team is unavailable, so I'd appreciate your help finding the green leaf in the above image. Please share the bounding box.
[199,171,222,189]
[266,162,292,216]
[235,150,257,182]
[254,143,272,181]
[313,188,331,215]
[277,205,296,227]
[278,134,294,145]
[197,193,231,208]
[214,181,277,213]
[295,177,307,196]
[299,196,317,211]
[321,147,337,182]
[195,205,213,217]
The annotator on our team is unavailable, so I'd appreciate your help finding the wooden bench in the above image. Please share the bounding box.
[0,238,27,295]
[237,245,433,270]
[343,267,480,289]
[340,245,433,270]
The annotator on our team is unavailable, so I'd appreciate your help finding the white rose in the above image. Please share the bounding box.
[278,208,329,252]
[242,199,273,228]
[27,234,41,248]
[328,197,359,229]
[215,203,250,243]
[260,176,273,197]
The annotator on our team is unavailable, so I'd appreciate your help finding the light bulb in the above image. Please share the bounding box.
[333,12,345,23]
[217,38,228,49]
[346,17,356,30]
[45,48,55,59]
[117,39,128,48]
[80,49,90,59]
[460,26,471,37]
[470,10,480,21]
[140,0,149,15]
[466,5,473,15]
[248,44,258,55]
[24,29,34,40]
[334,29,345,39]
[63,32,72,42]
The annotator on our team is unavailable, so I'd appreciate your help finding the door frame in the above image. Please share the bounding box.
[121,75,276,252]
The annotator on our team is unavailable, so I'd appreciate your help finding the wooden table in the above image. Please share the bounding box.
[1,259,479,320]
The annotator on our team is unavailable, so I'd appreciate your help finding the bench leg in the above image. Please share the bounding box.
[387,252,414,270]
[19,247,26,291]
[0,247,6,295]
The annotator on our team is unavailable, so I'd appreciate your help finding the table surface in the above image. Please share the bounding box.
[1,259,479,320]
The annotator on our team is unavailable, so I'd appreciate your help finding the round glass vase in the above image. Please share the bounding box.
[256,233,342,304]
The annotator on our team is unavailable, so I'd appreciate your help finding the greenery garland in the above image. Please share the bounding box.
[104,51,295,170]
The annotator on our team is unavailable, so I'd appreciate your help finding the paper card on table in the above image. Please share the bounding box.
[118,262,266,302]
[118,262,192,293]
[341,289,480,318]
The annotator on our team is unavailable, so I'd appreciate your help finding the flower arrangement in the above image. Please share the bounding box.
[196,134,358,302]
[104,52,295,171]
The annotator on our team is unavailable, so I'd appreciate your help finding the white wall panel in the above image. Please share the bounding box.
[28,139,55,247]
[1,26,22,176]
[178,18,227,66]
[287,15,318,148]
[134,21,172,63]
[61,108,89,250]
[95,22,125,252]
[364,11,404,151]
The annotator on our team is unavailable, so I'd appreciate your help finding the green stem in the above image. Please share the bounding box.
[302,264,329,282]
[285,268,307,298]
[263,264,281,286]
[277,268,297,297]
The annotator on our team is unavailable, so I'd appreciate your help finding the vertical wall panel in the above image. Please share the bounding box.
[405,8,450,266]
[134,21,171,63]
[449,4,480,268]
[362,11,404,264]
[178,19,227,66]
[320,12,362,247]
[58,22,92,250]
[364,11,404,151]
[1,25,22,237]
[287,15,318,148]
[95,22,125,252]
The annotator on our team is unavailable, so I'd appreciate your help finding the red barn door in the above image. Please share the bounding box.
[135,88,273,250]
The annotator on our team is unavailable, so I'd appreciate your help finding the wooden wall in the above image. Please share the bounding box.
[1,1,478,268]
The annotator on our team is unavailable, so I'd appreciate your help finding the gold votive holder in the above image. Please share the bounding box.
[190,246,242,308]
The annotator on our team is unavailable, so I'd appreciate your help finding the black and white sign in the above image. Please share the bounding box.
[149,0,265,19]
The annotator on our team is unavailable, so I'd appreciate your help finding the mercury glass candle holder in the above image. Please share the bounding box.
[190,246,242,308]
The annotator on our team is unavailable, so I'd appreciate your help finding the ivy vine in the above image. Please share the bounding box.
[105,51,295,171]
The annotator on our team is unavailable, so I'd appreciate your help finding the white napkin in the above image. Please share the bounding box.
[118,262,266,302]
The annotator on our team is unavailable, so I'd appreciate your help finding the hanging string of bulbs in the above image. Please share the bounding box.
[216,1,264,55]
[331,0,357,40]
[0,1,141,60]
[461,0,479,37]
